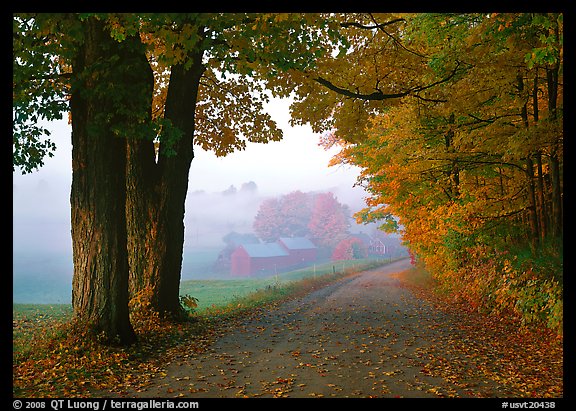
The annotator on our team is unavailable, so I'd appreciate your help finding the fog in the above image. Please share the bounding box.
[13,172,369,304]
[13,178,73,304]
[13,100,376,304]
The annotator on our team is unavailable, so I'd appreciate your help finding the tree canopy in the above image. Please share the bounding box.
[305,13,563,334]
[13,13,345,172]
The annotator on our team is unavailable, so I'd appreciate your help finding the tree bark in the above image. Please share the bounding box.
[524,156,540,250]
[532,73,548,240]
[70,18,138,345]
[127,54,205,317]
[517,73,539,250]
[445,113,460,200]
[547,63,562,239]
[126,136,158,301]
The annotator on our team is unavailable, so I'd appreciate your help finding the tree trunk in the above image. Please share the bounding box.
[532,73,549,240]
[126,137,159,300]
[535,152,548,240]
[517,73,539,250]
[547,63,562,239]
[524,156,540,250]
[127,55,205,317]
[70,18,137,345]
[444,113,460,199]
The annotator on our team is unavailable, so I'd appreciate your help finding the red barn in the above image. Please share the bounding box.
[230,243,290,276]
[278,237,317,266]
[230,237,318,276]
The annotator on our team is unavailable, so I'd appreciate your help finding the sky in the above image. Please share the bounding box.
[188,97,363,198]
[12,97,369,303]
[13,97,364,202]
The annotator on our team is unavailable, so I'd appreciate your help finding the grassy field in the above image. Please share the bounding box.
[13,258,392,318]
[13,258,394,357]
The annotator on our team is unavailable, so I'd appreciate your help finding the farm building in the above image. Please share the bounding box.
[230,237,317,276]
[350,233,387,256]
[278,237,317,265]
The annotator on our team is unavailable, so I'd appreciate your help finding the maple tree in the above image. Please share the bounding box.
[253,190,350,249]
[253,197,285,242]
[308,192,351,248]
[332,237,368,261]
[253,191,312,242]
[121,13,345,318]
[14,15,152,343]
[291,13,563,334]
[13,13,346,343]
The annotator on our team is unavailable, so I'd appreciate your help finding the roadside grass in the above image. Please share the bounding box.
[389,265,436,290]
[13,258,392,397]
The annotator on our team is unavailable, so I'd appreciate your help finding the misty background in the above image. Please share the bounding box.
[13,98,401,304]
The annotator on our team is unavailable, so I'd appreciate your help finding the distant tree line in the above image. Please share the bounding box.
[253,190,350,249]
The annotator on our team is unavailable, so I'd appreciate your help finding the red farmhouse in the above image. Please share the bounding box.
[230,237,317,276]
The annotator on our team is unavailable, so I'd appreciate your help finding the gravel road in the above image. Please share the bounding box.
[112,259,531,398]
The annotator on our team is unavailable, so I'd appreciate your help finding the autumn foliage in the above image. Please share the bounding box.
[253,190,350,249]
[299,13,563,335]
[332,237,368,261]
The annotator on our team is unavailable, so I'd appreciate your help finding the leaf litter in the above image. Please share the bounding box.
[14,260,562,398]
[135,260,560,398]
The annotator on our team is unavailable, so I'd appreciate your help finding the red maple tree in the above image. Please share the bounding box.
[308,192,350,248]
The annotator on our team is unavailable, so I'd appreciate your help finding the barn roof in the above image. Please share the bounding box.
[241,243,290,258]
[278,237,317,250]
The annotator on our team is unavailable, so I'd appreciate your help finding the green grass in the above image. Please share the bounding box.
[179,278,275,310]
[13,258,393,318]
[13,303,73,320]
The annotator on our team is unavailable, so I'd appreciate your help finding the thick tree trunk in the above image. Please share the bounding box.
[70,18,137,345]
[126,137,159,300]
[127,55,205,317]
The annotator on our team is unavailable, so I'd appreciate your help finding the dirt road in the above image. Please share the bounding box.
[113,259,559,398]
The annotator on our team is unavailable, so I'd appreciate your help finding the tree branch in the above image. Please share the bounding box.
[367,13,429,59]
[472,206,529,221]
[339,15,427,59]
[313,76,410,100]
[340,17,406,30]
[314,60,461,102]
